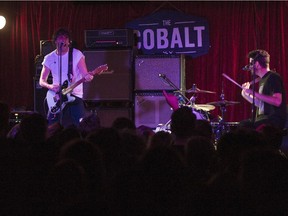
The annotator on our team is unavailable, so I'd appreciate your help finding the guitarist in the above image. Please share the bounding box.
[39,27,108,128]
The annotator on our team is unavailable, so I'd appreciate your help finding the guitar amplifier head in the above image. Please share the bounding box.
[84,29,135,48]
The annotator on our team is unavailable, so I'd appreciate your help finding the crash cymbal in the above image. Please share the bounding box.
[187,88,216,94]
[188,104,216,111]
[207,100,240,107]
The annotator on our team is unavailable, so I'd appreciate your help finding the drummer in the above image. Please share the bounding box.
[240,49,286,129]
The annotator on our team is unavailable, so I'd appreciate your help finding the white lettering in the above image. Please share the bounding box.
[170,28,183,48]
[143,29,154,50]
[140,26,206,51]
[157,29,169,49]
[162,20,171,26]
[135,30,142,49]
[194,26,205,47]
[184,27,195,48]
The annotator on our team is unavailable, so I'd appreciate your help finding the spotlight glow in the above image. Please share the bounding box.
[0,16,6,29]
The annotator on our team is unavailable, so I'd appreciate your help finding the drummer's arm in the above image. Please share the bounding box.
[241,90,261,107]
[241,82,261,107]
[242,89,282,107]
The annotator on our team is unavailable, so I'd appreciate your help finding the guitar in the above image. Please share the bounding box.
[46,64,108,115]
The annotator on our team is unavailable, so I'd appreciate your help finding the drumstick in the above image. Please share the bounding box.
[222,73,243,89]
[222,73,261,89]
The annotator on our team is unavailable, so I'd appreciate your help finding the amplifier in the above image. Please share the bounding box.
[134,91,174,129]
[40,40,55,56]
[84,29,135,48]
[134,55,186,91]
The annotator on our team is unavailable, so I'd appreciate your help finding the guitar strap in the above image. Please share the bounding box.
[68,47,73,83]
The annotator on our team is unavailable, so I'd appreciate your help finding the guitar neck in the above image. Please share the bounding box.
[61,66,105,95]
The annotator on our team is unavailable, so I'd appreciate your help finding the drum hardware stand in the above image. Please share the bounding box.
[214,86,230,142]
[155,119,171,133]
[186,84,198,106]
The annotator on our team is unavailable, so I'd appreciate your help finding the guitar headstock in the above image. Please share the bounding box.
[91,64,109,76]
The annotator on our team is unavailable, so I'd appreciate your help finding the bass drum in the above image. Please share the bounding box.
[192,109,210,121]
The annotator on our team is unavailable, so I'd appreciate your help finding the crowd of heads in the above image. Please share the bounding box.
[1,102,288,215]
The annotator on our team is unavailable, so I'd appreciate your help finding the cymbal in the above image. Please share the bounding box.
[175,88,216,94]
[207,100,240,107]
[188,104,216,111]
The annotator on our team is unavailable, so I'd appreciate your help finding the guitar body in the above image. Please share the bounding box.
[46,88,76,114]
[46,64,108,115]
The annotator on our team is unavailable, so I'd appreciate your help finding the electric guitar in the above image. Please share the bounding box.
[46,64,108,115]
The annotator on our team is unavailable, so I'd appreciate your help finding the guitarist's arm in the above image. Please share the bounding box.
[39,65,60,92]
[78,57,94,82]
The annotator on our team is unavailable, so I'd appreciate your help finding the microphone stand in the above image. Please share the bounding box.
[251,68,256,126]
[158,74,189,132]
[58,43,63,125]
[159,74,190,103]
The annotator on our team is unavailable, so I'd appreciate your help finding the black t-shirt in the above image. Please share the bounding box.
[256,71,286,128]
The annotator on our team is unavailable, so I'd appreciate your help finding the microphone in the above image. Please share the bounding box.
[57,42,66,48]
[242,64,252,71]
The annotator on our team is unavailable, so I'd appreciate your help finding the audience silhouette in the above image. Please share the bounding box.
[1,107,288,216]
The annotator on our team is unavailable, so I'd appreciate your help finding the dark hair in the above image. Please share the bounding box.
[248,49,270,68]
[52,27,71,43]
[170,106,196,138]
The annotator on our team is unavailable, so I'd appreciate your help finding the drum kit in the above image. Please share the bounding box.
[158,83,240,142]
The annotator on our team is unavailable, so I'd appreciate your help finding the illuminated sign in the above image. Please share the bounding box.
[126,10,210,58]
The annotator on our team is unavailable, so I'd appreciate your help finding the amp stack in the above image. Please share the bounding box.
[83,29,135,127]
[33,40,55,117]
[134,55,186,129]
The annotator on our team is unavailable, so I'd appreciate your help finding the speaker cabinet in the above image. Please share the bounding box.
[83,49,133,101]
[134,92,173,128]
[134,55,185,91]
[40,40,55,56]
[84,101,132,128]
[96,108,131,128]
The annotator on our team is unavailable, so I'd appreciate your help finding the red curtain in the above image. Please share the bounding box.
[1,1,288,122]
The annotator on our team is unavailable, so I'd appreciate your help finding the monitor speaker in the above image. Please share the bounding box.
[134,55,185,91]
[134,92,173,128]
[83,49,133,101]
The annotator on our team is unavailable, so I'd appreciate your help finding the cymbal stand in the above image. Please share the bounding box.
[214,87,229,142]
[186,84,197,106]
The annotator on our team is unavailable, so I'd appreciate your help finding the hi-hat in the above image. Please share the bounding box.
[175,88,216,94]
[207,100,240,107]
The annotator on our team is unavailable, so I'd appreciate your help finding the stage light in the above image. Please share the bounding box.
[0,15,6,30]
